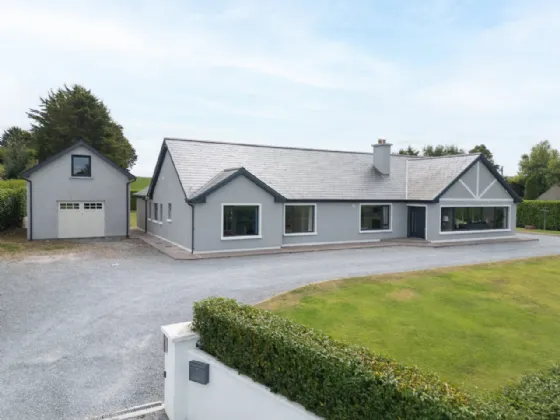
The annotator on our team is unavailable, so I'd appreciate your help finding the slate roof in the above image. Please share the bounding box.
[406,155,479,200]
[134,186,149,197]
[161,138,483,201]
[538,184,560,200]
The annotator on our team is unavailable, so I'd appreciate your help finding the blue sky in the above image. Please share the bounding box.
[0,0,559,176]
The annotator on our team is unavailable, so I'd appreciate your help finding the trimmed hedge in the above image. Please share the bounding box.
[0,187,26,231]
[517,200,560,230]
[501,365,560,419]
[193,298,508,419]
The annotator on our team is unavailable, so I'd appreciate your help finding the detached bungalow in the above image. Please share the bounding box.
[136,138,521,254]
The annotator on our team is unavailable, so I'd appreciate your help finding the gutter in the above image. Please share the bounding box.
[145,196,148,233]
[126,181,133,238]
[187,201,194,254]
[25,179,33,241]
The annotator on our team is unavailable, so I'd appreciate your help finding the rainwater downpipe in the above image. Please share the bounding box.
[25,179,33,240]
[187,201,194,254]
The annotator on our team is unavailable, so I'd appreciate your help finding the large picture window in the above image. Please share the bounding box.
[440,207,509,232]
[223,205,261,239]
[284,205,316,235]
[360,204,391,231]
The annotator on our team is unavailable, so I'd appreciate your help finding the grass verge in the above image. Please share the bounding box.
[517,227,560,235]
[0,228,78,256]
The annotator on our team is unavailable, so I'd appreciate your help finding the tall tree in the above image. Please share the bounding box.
[3,140,34,179]
[423,145,465,156]
[398,146,420,156]
[505,175,525,198]
[469,144,494,164]
[1,127,34,178]
[27,85,136,169]
[518,140,560,193]
[524,173,545,200]
[0,126,32,148]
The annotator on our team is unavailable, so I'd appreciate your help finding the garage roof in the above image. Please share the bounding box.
[22,140,135,181]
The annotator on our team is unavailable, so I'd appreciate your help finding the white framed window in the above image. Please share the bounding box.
[84,202,103,210]
[154,202,158,222]
[159,203,163,224]
[440,205,510,234]
[148,200,152,220]
[359,204,392,232]
[59,202,79,210]
[167,203,172,222]
[221,204,262,240]
[284,204,317,236]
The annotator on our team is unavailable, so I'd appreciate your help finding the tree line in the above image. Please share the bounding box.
[0,84,137,179]
[399,142,559,199]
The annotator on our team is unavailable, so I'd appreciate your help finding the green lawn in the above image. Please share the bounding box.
[131,177,151,190]
[130,210,137,228]
[259,257,560,393]
[517,227,560,235]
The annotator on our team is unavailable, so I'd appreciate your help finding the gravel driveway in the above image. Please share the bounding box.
[1,234,559,420]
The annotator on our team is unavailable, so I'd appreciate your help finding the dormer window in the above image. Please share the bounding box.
[72,155,91,177]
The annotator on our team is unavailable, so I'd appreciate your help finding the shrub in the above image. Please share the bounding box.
[0,187,26,230]
[500,365,560,419]
[0,179,26,189]
[192,298,506,420]
[129,190,142,211]
[517,201,560,230]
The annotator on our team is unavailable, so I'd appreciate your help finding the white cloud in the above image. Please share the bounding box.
[0,0,559,176]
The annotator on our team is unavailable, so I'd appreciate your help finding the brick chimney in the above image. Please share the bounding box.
[372,138,392,175]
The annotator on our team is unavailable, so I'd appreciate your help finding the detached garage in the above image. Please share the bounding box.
[22,140,135,240]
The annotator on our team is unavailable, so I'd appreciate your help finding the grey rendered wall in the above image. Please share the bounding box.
[282,202,407,245]
[193,175,282,252]
[148,150,192,250]
[28,145,130,240]
[136,197,146,231]
[426,201,516,242]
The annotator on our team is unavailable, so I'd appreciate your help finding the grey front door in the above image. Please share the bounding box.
[408,207,426,239]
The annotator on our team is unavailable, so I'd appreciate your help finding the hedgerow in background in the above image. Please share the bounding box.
[193,298,510,420]
[517,201,560,230]
[0,187,26,231]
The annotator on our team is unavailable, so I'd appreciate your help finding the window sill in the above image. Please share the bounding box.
[69,176,93,180]
[359,229,392,234]
[167,219,172,223]
[283,232,317,237]
[221,235,262,241]
[439,229,511,235]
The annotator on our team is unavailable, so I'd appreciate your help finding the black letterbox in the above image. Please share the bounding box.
[189,360,210,385]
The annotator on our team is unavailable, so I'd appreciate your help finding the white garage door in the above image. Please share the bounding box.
[58,202,105,238]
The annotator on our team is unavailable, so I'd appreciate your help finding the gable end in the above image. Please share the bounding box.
[189,168,287,203]
[434,155,522,203]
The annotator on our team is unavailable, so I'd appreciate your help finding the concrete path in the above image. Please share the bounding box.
[132,228,537,260]
[0,233,558,420]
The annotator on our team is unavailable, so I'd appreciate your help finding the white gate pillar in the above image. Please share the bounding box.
[161,322,199,420]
